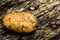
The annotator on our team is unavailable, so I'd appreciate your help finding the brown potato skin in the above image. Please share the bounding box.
[3,11,38,33]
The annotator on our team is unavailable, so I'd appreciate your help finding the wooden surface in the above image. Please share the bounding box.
[0,0,60,40]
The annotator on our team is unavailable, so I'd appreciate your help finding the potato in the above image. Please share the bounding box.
[2,11,38,33]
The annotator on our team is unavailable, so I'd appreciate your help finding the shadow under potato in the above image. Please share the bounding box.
[2,25,36,35]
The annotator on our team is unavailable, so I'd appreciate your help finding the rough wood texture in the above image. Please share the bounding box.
[0,0,60,40]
